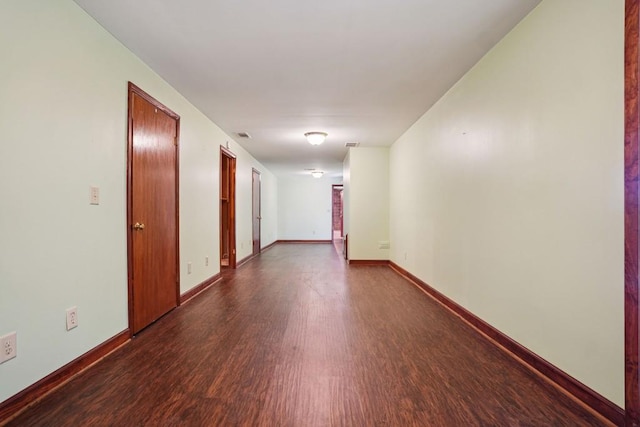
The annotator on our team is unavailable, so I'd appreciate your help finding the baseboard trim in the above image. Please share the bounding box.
[236,253,258,268]
[387,261,623,426]
[261,241,278,252]
[348,259,390,266]
[179,273,222,304]
[277,240,332,244]
[0,329,130,423]
[235,241,280,268]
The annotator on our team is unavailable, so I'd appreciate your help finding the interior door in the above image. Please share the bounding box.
[252,168,261,255]
[128,83,180,334]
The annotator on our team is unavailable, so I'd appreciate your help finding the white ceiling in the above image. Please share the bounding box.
[74,0,541,178]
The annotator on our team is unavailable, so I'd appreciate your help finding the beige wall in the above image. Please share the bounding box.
[390,0,623,405]
[0,0,277,403]
[346,147,390,260]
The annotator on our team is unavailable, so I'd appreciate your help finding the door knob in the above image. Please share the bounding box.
[133,222,145,230]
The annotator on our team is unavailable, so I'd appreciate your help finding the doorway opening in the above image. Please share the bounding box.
[332,184,344,255]
[220,146,236,269]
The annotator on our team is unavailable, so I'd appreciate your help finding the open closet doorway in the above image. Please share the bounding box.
[220,146,236,269]
[332,185,344,255]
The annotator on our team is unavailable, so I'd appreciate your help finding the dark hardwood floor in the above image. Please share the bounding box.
[5,244,608,426]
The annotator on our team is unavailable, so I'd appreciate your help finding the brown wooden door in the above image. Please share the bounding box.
[220,146,236,268]
[252,168,261,255]
[128,83,180,334]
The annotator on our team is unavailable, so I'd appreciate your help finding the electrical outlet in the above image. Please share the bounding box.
[89,186,99,205]
[66,306,78,331]
[0,332,17,364]
[187,262,192,274]
[205,256,209,266]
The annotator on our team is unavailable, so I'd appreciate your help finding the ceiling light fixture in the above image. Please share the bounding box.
[305,132,328,146]
[311,171,324,178]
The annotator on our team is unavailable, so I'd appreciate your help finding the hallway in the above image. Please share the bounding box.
[6,244,606,426]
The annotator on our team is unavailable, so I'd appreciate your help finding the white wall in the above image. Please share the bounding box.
[278,175,342,240]
[389,0,623,406]
[234,150,278,258]
[0,0,276,404]
[258,168,279,249]
[343,151,351,240]
[346,147,390,260]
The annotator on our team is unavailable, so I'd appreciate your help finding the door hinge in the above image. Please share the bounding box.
[174,137,178,146]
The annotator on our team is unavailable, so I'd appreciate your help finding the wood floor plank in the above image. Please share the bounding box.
[4,243,610,426]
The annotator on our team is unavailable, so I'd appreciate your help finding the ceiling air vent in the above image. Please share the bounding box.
[237,132,251,139]
[345,142,360,148]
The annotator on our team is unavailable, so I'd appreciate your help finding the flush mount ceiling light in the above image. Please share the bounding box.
[311,170,324,178]
[304,132,328,146]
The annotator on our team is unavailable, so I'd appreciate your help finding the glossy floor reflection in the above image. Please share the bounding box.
[6,243,608,426]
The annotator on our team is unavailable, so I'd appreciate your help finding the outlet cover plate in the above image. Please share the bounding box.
[90,186,99,205]
[0,332,17,364]
[66,306,78,331]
